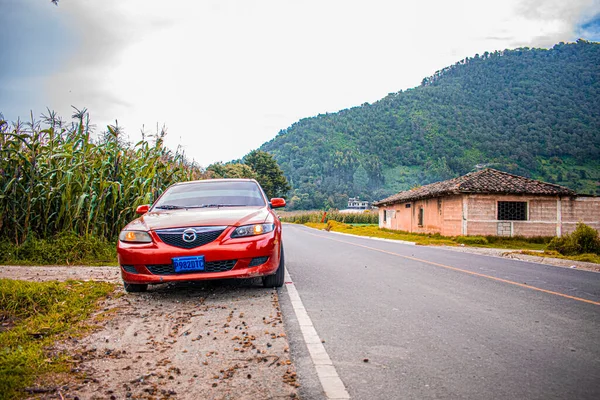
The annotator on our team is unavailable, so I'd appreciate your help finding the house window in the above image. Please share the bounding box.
[383,210,387,223]
[498,201,527,221]
[418,207,424,227]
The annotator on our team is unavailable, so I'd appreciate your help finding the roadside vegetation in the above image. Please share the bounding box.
[536,223,600,263]
[0,234,116,266]
[0,110,289,265]
[0,109,207,247]
[0,279,115,399]
[278,210,378,224]
[283,211,600,263]
[300,220,547,249]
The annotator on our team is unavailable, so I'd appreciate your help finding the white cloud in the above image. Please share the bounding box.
[26,0,599,165]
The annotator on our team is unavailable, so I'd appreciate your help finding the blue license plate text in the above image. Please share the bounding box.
[173,256,205,273]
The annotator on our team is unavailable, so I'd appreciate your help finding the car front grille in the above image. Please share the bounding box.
[146,260,237,275]
[155,226,227,249]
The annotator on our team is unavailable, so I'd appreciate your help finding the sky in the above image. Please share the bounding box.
[1,0,599,167]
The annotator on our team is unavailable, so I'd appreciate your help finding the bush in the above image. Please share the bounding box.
[456,236,489,245]
[548,223,600,256]
[571,223,600,254]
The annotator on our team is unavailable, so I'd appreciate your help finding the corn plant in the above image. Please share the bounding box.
[0,109,208,244]
[279,210,378,224]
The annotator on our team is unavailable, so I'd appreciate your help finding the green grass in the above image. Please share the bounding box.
[0,233,117,266]
[0,279,115,399]
[301,221,552,250]
[518,250,600,264]
[305,221,456,245]
[462,235,549,251]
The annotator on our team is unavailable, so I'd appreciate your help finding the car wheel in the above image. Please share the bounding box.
[123,282,148,293]
[263,246,285,288]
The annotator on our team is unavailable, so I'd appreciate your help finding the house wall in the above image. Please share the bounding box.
[378,195,463,236]
[379,203,407,231]
[466,194,560,237]
[561,197,600,233]
[441,196,463,236]
[378,194,600,237]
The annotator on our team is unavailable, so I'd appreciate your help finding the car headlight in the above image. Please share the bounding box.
[231,223,275,238]
[119,230,153,243]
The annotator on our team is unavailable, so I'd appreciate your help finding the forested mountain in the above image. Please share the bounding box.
[259,40,600,210]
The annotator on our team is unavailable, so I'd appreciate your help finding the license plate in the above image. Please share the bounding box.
[173,256,205,273]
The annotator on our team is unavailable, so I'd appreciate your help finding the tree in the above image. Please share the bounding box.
[207,162,256,179]
[352,164,369,193]
[243,150,290,199]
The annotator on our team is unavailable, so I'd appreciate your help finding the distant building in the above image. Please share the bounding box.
[373,168,599,237]
[347,197,371,210]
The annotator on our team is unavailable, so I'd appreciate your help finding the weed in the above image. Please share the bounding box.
[456,236,489,245]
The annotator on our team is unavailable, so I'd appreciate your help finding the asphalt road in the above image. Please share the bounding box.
[279,224,600,400]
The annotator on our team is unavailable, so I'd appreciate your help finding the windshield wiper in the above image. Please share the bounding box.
[157,204,247,210]
[155,204,184,209]
[187,204,246,208]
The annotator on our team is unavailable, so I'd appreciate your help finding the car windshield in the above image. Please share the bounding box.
[153,181,266,209]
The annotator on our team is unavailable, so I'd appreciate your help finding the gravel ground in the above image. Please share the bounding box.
[0,265,122,283]
[0,266,299,400]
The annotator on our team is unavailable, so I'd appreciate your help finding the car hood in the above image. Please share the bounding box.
[124,207,271,231]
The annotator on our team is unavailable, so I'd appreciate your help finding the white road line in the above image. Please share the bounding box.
[284,270,351,399]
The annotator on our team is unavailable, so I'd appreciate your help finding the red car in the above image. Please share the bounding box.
[117,179,286,292]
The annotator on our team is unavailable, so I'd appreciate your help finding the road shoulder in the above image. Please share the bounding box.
[0,267,299,400]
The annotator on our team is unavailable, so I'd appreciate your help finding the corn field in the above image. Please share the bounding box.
[278,210,378,224]
[0,109,208,245]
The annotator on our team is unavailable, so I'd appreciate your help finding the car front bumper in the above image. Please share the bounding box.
[117,229,281,285]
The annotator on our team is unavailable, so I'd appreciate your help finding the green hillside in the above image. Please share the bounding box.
[259,40,600,210]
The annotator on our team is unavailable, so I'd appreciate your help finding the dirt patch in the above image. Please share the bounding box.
[0,267,299,400]
[0,265,122,283]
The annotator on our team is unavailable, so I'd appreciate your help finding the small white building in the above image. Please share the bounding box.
[347,197,371,210]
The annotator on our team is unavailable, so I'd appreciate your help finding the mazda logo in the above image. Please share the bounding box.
[182,228,197,243]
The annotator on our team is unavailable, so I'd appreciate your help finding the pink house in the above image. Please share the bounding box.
[373,168,600,237]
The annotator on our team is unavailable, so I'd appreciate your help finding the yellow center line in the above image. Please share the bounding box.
[302,229,600,307]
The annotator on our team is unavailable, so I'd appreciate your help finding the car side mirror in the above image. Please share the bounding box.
[136,204,150,214]
[270,198,286,209]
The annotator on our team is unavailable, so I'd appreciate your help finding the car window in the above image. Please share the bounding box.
[153,181,266,209]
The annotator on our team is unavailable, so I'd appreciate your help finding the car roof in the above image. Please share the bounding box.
[173,178,259,186]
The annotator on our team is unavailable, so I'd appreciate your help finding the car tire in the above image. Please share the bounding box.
[123,282,148,293]
[263,246,285,288]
